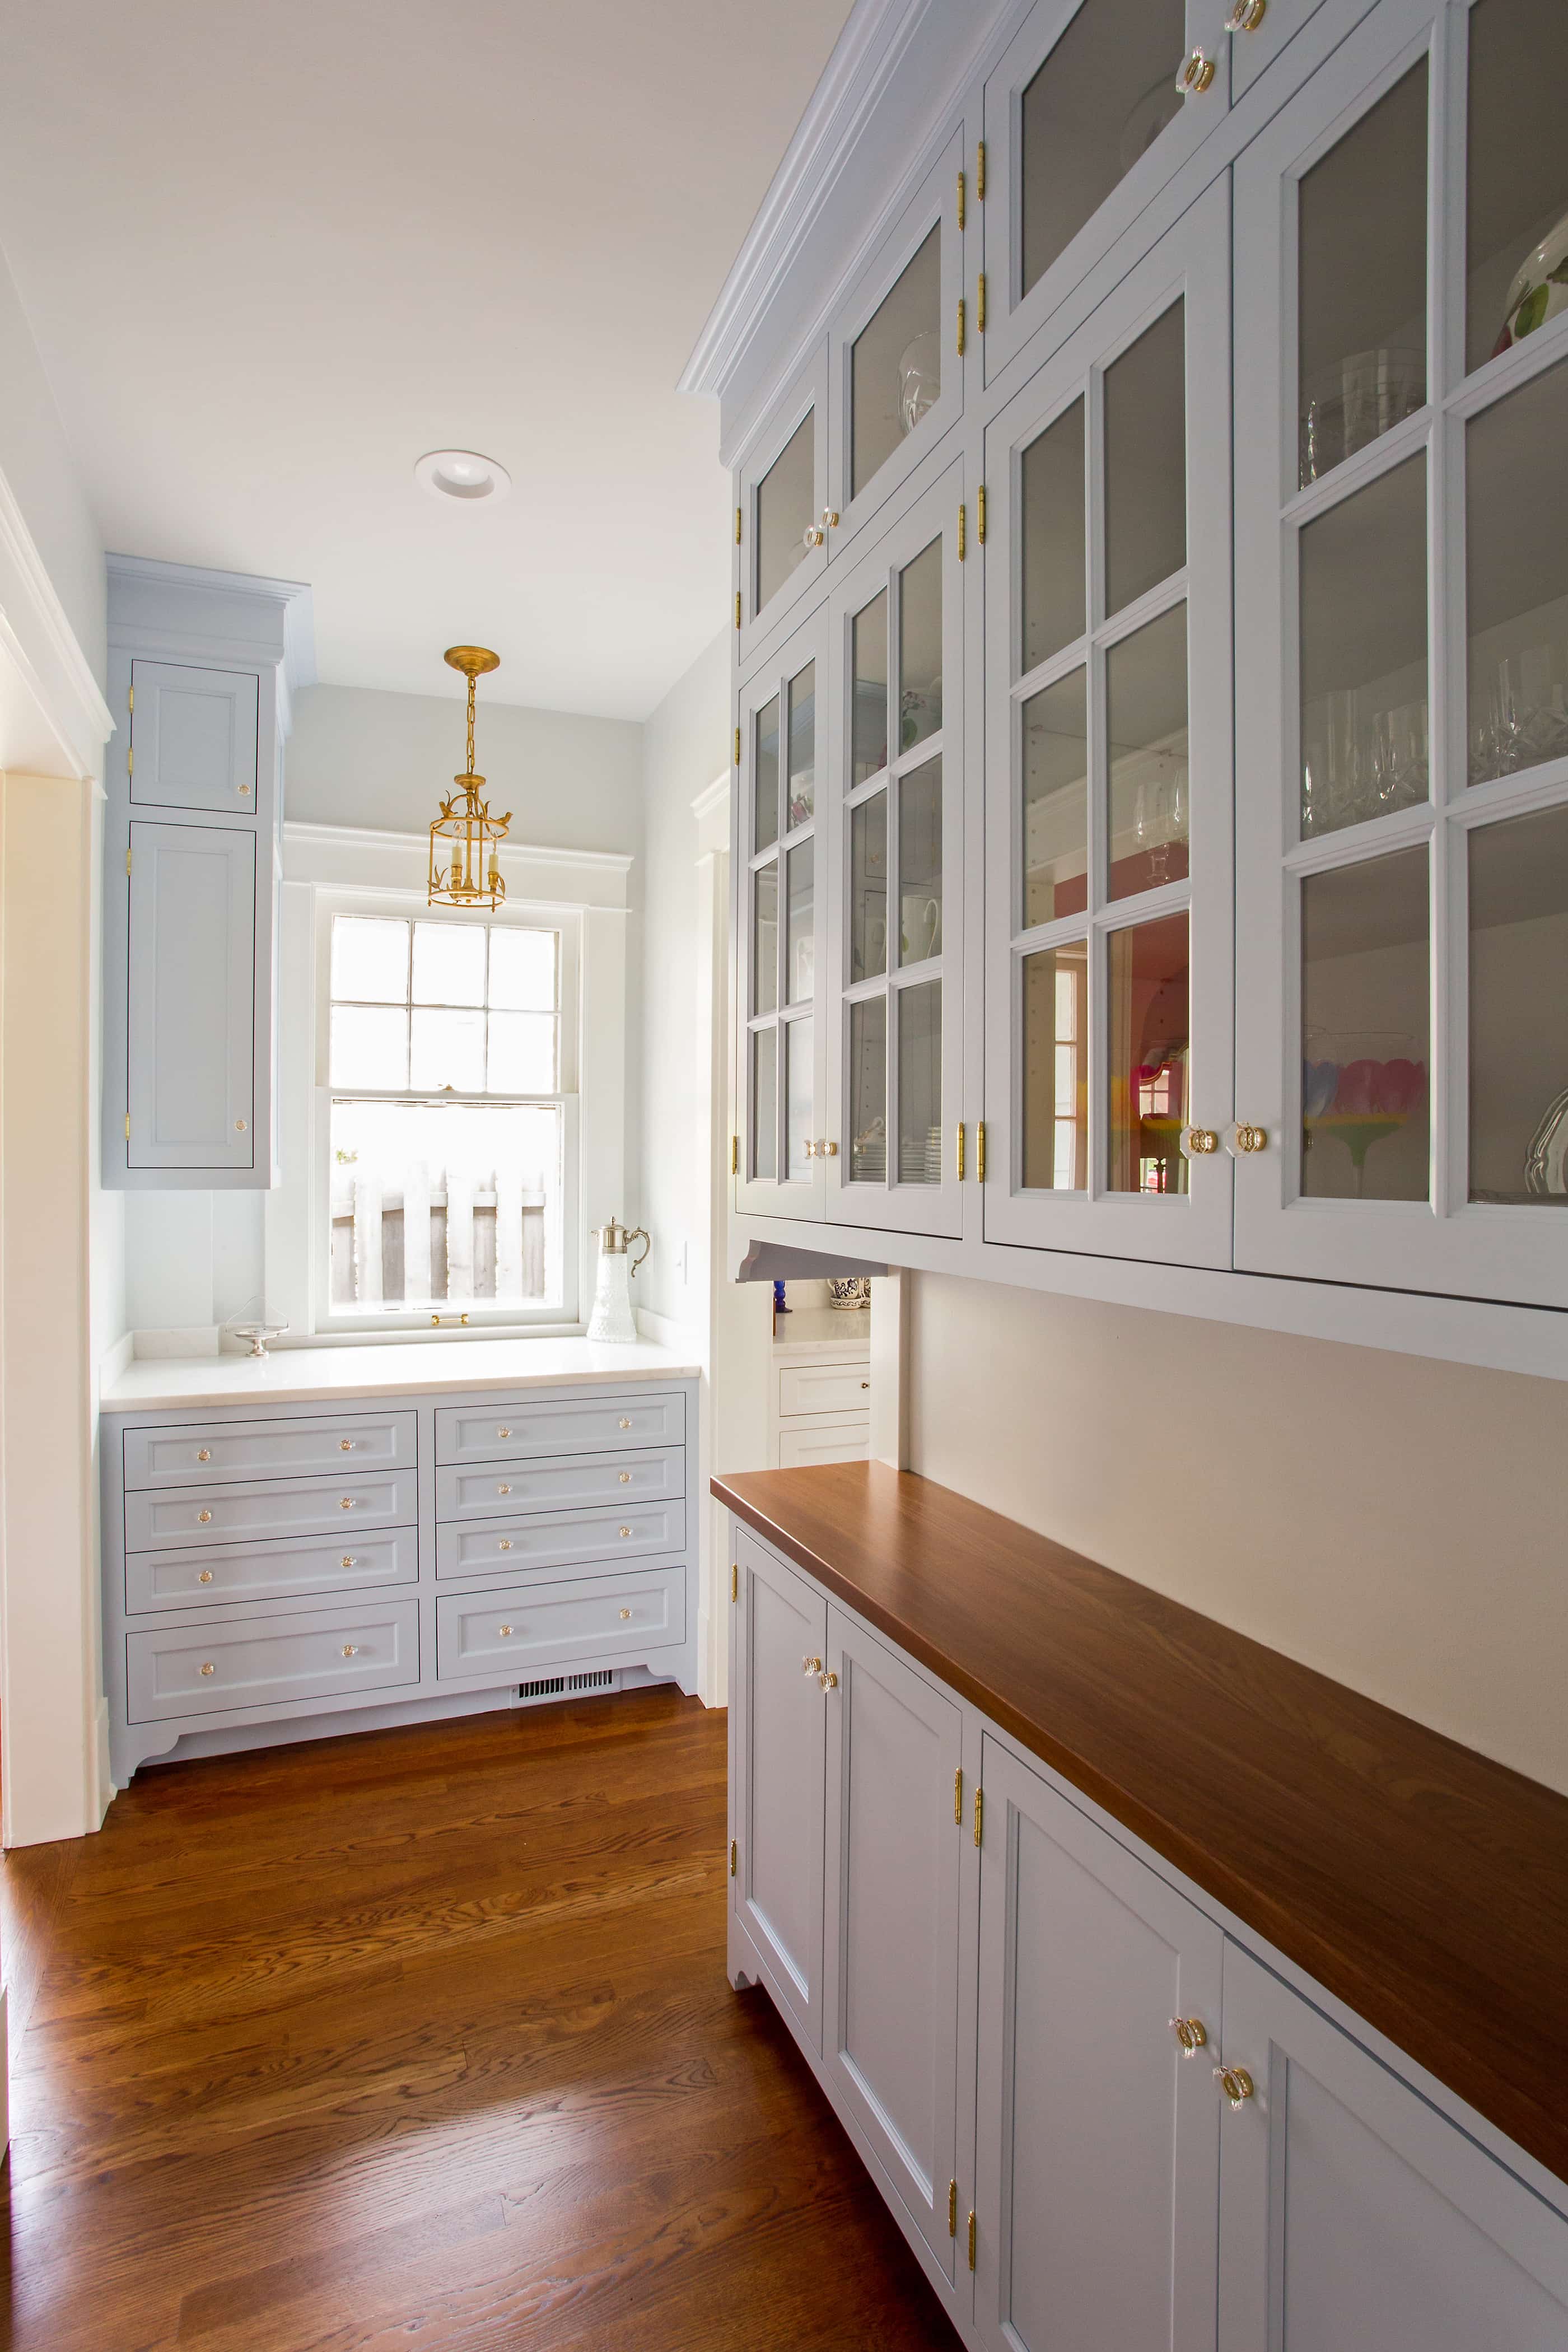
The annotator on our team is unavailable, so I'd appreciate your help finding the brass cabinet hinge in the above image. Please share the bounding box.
[978,272,987,333]
[730,1133,739,1175]
[977,1120,987,1182]
[734,726,741,767]
[127,744,133,774]
[974,1784,984,1847]
[977,483,987,544]
[968,2210,977,2270]
[730,1561,739,1602]
[948,2179,958,2236]
[127,684,134,712]
[735,504,742,545]
[953,1766,963,1824]
[956,1122,966,1181]
[125,846,132,876]
[958,502,967,561]
[124,1113,131,1141]
[735,590,742,630]
[956,169,966,230]
[956,297,965,357]
[729,1839,737,1876]
[976,140,986,200]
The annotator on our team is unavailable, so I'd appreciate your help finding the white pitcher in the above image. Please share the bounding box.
[587,1216,651,1343]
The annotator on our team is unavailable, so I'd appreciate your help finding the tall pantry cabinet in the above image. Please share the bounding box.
[700,0,1568,1377]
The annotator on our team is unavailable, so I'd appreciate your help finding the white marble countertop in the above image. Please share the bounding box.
[771,1307,873,1357]
[101,1336,702,1415]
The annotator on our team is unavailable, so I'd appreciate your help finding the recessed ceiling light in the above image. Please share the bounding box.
[414,449,512,503]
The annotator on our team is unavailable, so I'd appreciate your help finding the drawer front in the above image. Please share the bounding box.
[127,1600,419,1722]
[125,1469,418,1552]
[124,1410,418,1489]
[436,1446,684,1523]
[435,1391,684,1463]
[435,1567,685,1680]
[778,1418,871,1469]
[436,1500,685,1580]
[778,1362,871,1419]
[125,1528,420,1614]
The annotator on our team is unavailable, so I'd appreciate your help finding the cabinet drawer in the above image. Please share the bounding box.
[435,1446,684,1522]
[127,1599,418,1722]
[436,1500,685,1580]
[435,1391,684,1462]
[125,1527,419,1614]
[778,1418,871,1469]
[123,1410,418,1489]
[125,1469,418,1552]
[777,1362,871,1419]
[435,1567,685,1681]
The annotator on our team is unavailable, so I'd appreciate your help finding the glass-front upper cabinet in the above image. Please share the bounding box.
[824,463,968,1239]
[825,131,968,562]
[981,0,1239,381]
[735,347,830,673]
[1233,0,1568,1308]
[983,181,1234,1268]
[735,607,830,1221]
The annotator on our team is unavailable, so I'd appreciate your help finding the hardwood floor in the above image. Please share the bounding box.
[0,1688,960,2351]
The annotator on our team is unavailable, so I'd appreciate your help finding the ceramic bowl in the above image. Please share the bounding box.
[1496,211,1568,353]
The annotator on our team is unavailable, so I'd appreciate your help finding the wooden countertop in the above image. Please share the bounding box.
[713,1460,1568,2188]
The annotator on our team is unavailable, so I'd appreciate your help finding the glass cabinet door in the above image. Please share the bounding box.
[981,0,1233,384]
[824,463,967,1238]
[983,180,1234,1267]
[1233,0,1568,1308]
[735,347,830,673]
[735,608,829,1221]
[827,131,968,562]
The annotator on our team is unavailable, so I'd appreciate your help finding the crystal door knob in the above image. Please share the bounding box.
[340,1439,353,1451]
[818,1670,839,1691]
[619,1608,632,1620]
[804,1138,817,1158]
[498,1626,513,1639]
[342,1556,356,1567]
[200,1662,215,1676]
[1226,1122,1268,1155]
[1215,2064,1256,2108]
[1176,45,1216,90]
[802,1654,823,1676]
[802,522,825,549]
[619,1526,632,1538]
[341,1644,359,1658]
[197,1449,211,1462]
[498,1539,514,1552]
[1170,2016,1208,2057]
[822,1140,838,1156]
[497,1426,512,1439]
[198,1570,214,1584]
[618,1471,631,1483]
[1225,0,1266,26]
[1182,1126,1220,1156]
[197,1509,212,1524]
[619,1418,631,1429]
[340,1497,356,1510]
[497,1484,511,1495]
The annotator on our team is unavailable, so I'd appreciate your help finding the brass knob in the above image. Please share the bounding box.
[802,522,825,549]
[235,1119,248,1133]
[1176,45,1216,90]
[1225,0,1266,26]
[804,1138,817,1158]
[822,1140,838,1156]
[1215,2063,1256,2108]
[342,1644,359,1658]
[499,1538,514,1552]
[497,1483,511,1495]
[340,1439,353,1452]
[619,1526,632,1538]
[1170,2016,1208,2057]
[618,1471,631,1483]
[341,1556,356,1567]
[340,1497,355,1510]
[802,1654,823,1676]
[1184,1126,1220,1156]
[618,1417,631,1430]
[1232,1123,1268,1155]
[497,1426,512,1439]
[197,1448,211,1462]
[619,1607,632,1620]
[239,781,251,794]
[819,1669,839,1691]
[498,1626,513,1638]
[200,1662,215,1676]
[823,508,838,529]
[860,1380,870,1390]
[198,1570,213,1584]
[197,1509,212,1524]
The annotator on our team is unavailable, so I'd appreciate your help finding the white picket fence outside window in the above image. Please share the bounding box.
[330,1166,549,1308]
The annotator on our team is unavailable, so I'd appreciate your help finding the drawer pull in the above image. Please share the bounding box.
[341,1644,360,1658]
[497,1426,512,1439]
[860,1381,870,1390]
[197,1448,211,1462]
[197,1509,212,1524]
[618,1471,631,1484]
[340,1439,354,1452]
[619,1607,632,1620]
[199,1662,215,1676]
[198,1570,213,1584]
[498,1625,514,1637]
[618,1417,632,1429]
[498,1538,514,1552]
[340,1497,356,1510]
[619,1526,632,1538]
[342,1556,357,1567]
[497,1483,512,1495]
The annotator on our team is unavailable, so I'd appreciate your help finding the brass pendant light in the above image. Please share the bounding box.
[428,646,511,909]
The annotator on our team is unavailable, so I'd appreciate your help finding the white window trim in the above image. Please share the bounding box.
[264,824,632,1349]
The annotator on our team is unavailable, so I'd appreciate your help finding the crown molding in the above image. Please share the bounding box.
[282,820,633,910]
[107,553,316,731]
[690,773,730,822]
[0,464,113,780]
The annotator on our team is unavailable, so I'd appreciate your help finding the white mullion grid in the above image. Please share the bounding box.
[1427,6,1458,1222]
[885,547,906,1186]
[1085,352,1110,1201]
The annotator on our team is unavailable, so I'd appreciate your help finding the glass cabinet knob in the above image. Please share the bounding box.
[618,1471,631,1483]
[341,1644,359,1658]
[1215,2063,1257,2110]
[619,1526,632,1538]
[1181,1126,1221,1158]
[1225,0,1266,27]
[802,522,825,549]
[1170,2016,1208,2057]
[1175,46,1216,92]
[340,1439,353,1452]
[340,1497,356,1510]
[197,1448,211,1462]
[618,1417,631,1430]
[199,1662,215,1676]
[341,1556,356,1567]
[197,1509,212,1524]
[497,1426,512,1438]
[497,1483,511,1495]
[198,1570,213,1584]
[1225,1122,1269,1156]
[499,1538,513,1551]
[619,1607,632,1620]
[498,1625,514,1639]
[821,1140,838,1157]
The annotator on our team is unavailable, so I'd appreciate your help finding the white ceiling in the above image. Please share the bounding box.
[0,0,852,718]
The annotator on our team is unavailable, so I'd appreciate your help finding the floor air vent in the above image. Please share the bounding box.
[517,1669,618,1702]
[517,1676,566,1699]
[568,1669,615,1692]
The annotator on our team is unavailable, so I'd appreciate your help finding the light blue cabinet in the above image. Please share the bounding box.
[102,556,311,1191]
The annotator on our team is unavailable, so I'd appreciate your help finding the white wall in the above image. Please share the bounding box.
[0,246,104,682]
[906,1274,1568,1798]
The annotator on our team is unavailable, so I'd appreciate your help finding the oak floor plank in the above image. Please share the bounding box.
[1,1688,960,2352]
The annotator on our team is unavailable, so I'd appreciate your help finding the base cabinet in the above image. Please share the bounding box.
[726,1513,1568,2350]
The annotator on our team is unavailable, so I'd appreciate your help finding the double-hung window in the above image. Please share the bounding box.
[320,904,578,1328]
